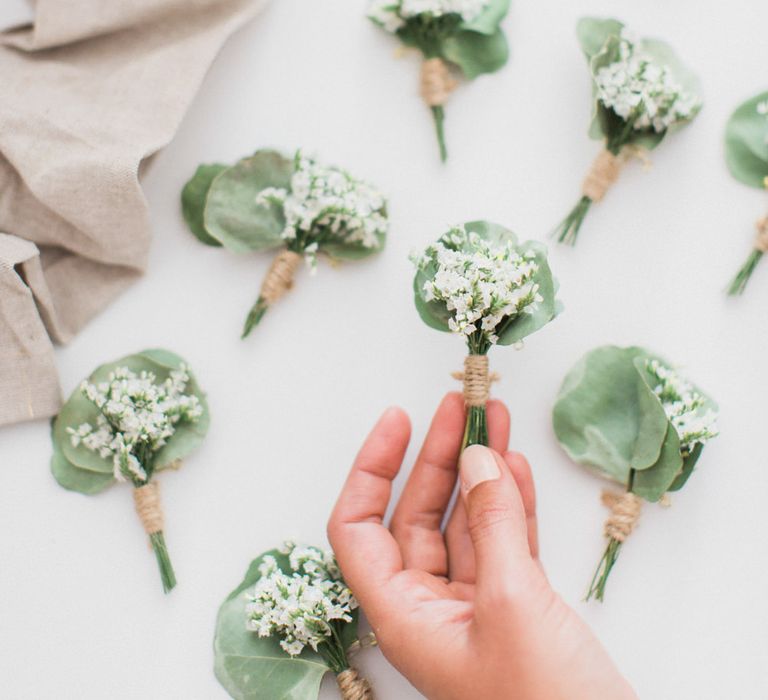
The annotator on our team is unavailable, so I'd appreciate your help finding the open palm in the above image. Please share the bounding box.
[328,393,637,700]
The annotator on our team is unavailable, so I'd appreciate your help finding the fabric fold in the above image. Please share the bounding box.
[0,0,265,426]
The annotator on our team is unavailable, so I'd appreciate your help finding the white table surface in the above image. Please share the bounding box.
[2,1,767,698]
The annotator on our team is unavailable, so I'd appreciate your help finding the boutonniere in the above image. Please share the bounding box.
[51,350,209,593]
[412,221,560,447]
[555,18,702,244]
[182,150,388,337]
[552,346,719,601]
[367,0,510,161]
[214,542,375,700]
[725,91,768,294]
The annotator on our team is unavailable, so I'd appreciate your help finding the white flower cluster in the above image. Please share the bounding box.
[413,225,541,344]
[67,366,203,482]
[245,542,357,658]
[368,0,490,33]
[646,360,719,455]
[594,30,701,133]
[256,153,387,269]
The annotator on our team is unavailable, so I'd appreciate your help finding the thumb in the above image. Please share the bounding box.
[459,445,533,591]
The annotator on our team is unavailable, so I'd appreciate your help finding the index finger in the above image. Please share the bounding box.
[327,407,411,609]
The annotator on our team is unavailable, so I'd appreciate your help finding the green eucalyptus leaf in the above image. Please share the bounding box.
[442,28,508,79]
[497,239,561,346]
[631,423,683,502]
[668,442,703,492]
[552,346,670,485]
[413,273,451,332]
[725,92,768,187]
[214,549,360,700]
[576,16,624,59]
[204,150,293,254]
[321,229,387,262]
[51,443,114,495]
[459,0,510,35]
[54,350,208,478]
[181,164,227,246]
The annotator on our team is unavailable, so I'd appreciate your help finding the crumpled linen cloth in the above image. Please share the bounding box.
[0,0,264,426]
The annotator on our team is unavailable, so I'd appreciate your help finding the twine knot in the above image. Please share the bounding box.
[133,482,164,535]
[260,250,302,304]
[601,490,642,543]
[582,149,624,202]
[420,57,457,107]
[336,668,373,700]
[755,217,768,253]
[451,355,499,407]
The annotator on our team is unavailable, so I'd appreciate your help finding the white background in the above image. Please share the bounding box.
[1,1,766,698]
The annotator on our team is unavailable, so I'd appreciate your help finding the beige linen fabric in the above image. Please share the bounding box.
[0,0,264,426]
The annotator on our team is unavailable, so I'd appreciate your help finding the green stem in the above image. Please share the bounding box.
[553,195,593,245]
[149,531,177,594]
[431,106,448,162]
[242,296,269,339]
[586,537,622,602]
[462,404,488,450]
[727,249,763,296]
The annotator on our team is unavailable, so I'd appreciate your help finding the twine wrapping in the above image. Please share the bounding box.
[133,482,164,535]
[601,490,642,543]
[420,57,457,107]
[582,149,623,202]
[451,355,499,408]
[336,668,373,700]
[754,217,768,253]
[260,250,302,304]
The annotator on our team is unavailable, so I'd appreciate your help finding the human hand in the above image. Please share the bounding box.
[328,393,638,700]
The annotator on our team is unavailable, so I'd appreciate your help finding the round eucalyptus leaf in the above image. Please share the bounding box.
[204,150,293,254]
[51,442,114,495]
[725,91,768,188]
[459,0,510,35]
[181,163,227,247]
[668,442,703,492]
[496,240,561,346]
[630,423,683,502]
[576,16,624,59]
[321,227,387,262]
[214,549,360,700]
[552,346,670,485]
[441,28,508,79]
[54,349,208,479]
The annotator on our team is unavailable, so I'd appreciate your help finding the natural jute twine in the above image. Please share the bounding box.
[451,355,499,408]
[601,490,642,543]
[420,57,457,107]
[260,249,302,304]
[754,217,768,253]
[336,668,373,700]
[133,482,164,535]
[582,149,624,202]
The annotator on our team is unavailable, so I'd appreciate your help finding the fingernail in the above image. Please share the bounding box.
[459,445,500,493]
